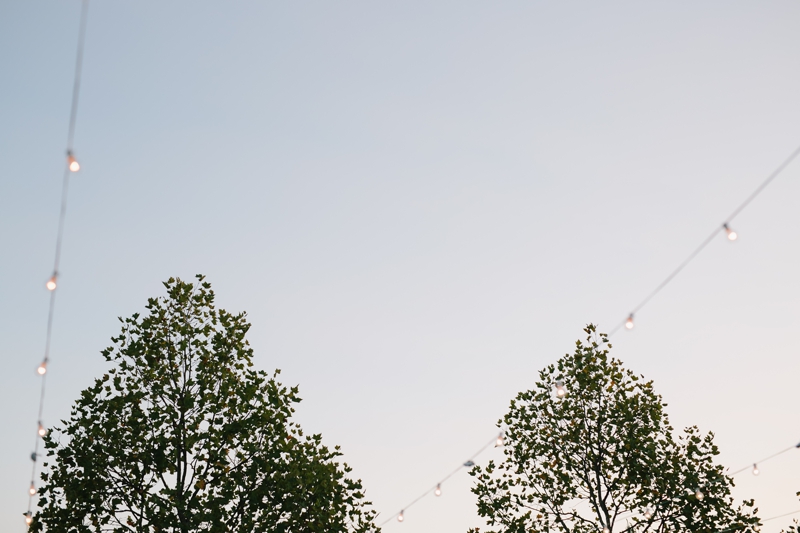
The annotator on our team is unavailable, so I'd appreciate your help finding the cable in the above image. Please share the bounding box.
[730,442,800,476]
[375,139,800,525]
[608,142,800,336]
[25,0,90,526]
[377,434,500,526]
[763,509,800,523]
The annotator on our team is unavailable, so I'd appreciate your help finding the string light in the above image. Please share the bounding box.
[555,380,567,398]
[379,434,798,527]
[378,435,498,527]
[608,143,800,336]
[625,314,634,330]
[26,0,91,520]
[602,527,610,533]
[496,432,504,447]
[723,224,737,241]
[731,442,800,476]
[67,151,80,172]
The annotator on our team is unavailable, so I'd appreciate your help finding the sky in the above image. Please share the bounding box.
[1,1,800,531]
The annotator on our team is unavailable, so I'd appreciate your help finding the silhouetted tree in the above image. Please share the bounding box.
[470,325,759,533]
[33,276,378,533]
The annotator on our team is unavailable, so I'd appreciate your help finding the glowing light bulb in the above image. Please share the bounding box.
[644,509,653,520]
[695,490,704,501]
[723,224,737,241]
[37,361,47,375]
[555,380,566,398]
[752,464,759,476]
[25,513,33,525]
[434,484,441,497]
[37,423,46,437]
[29,483,36,496]
[602,528,610,533]
[46,276,57,291]
[496,433,504,447]
[625,314,634,330]
[67,152,80,172]
[397,510,404,522]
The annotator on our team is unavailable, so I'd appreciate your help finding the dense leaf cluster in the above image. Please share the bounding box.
[470,325,760,533]
[33,276,378,533]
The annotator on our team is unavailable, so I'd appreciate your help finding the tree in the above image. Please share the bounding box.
[32,276,378,533]
[470,325,760,533]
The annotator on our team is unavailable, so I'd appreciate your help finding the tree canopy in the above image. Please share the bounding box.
[32,276,378,533]
[470,325,760,533]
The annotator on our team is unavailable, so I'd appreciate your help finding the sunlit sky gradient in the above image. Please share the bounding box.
[2,1,799,531]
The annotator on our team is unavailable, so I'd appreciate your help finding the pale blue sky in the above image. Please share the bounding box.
[1,1,800,531]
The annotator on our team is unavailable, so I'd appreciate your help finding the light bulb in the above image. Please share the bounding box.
[38,423,46,437]
[434,484,441,497]
[46,276,57,291]
[643,509,653,520]
[625,314,634,330]
[29,483,36,496]
[555,380,566,398]
[602,528,610,533]
[37,361,47,375]
[25,513,33,525]
[496,433,504,447]
[752,464,759,476]
[397,510,404,522]
[67,153,80,172]
[723,224,737,241]
[695,490,704,501]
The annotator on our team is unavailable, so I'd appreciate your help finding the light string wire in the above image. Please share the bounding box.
[763,509,800,523]
[377,434,500,526]
[26,0,90,524]
[607,142,800,336]
[381,143,800,526]
[379,431,800,529]
[730,442,800,476]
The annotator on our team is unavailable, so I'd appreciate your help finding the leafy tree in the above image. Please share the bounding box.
[470,325,760,533]
[32,276,378,533]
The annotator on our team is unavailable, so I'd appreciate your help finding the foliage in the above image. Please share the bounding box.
[470,325,760,533]
[32,276,378,533]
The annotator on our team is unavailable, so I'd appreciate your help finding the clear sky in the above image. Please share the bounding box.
[1,1,799,531]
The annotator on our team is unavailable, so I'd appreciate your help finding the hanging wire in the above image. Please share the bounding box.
[377,435,499,527]
[608,142,800,336]
[729,442,800,476]
[763,509,800,523]
[379,143,800,526]
[379,429,798,527]
[26,0,90,524]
